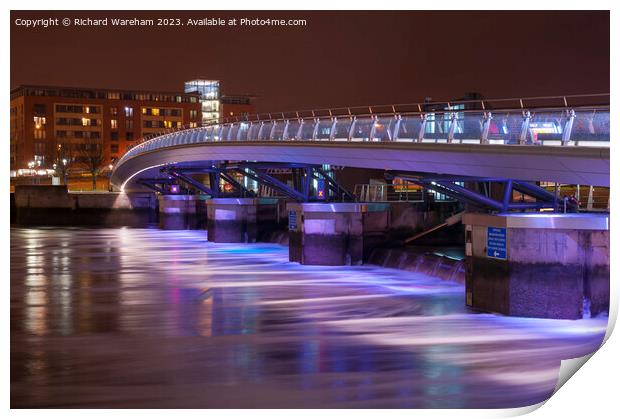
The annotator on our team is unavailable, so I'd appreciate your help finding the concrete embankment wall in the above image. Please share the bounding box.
[13,185,157,226]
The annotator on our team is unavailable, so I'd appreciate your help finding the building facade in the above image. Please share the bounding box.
[220,95,256,122]
[184,79,255,125]
[10,85,202,173]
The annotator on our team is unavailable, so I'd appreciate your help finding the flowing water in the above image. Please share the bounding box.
[10,227,608,408]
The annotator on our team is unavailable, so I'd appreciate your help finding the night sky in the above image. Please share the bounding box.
[11,10,609,113]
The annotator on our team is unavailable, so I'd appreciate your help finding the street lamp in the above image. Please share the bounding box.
[107,164,114,191]
[61,159,68,186]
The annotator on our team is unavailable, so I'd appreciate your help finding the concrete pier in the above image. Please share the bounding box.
[287,202,389,266]
[158,194,209,214]
[206,197,279,243]
[463,213,609,319]
[157,194,210,230]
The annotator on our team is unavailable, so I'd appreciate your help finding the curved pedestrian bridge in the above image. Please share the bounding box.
[112,94,610,191]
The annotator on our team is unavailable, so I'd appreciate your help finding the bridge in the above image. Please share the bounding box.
[109,94,610,320]
[112,94,610,195]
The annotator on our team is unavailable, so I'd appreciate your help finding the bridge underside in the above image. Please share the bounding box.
[112,142,609,195]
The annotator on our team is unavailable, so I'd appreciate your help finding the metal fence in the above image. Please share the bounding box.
[355,182,609,211]
[115,94,610,169]
[353,183,457,203]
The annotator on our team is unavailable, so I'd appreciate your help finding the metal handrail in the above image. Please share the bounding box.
[137,102,610,144]
[218,93,610,124]
[115,94,610,170]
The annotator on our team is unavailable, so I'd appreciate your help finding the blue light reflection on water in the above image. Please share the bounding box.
[10,228,608,408]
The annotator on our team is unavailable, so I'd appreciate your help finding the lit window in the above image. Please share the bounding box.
[81,117,89,126]
[141,107,147,115]
[152,108,160,116]
[111,119,118,129]
[33,116,46,129]
[125,107,133,117]
[164,120,173,129]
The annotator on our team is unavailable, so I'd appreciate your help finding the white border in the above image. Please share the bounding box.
[3,2,616,419]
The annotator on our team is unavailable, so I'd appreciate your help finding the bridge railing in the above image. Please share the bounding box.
[116,94,609,169]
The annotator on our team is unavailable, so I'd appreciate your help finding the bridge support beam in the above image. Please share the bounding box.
[287,202,390,266]
[463,212,609,319]
[206,198,279,243]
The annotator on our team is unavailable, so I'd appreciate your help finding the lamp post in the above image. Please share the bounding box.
[108,164,114,192]
[62,158,68,186]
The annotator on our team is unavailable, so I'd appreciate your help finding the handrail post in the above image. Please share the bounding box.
[329,117,337,141]
[481,112,493,144]
[418,113,427,142]
[519,110,531,144]
[348,116,357,141]
[447,112,458,143]
[227,123,234,141]
[257,121,265,140]
[312,118,320,140]
[269,121,277,140]
[562,109,575,146]
[282,120,290,140]
[296,118,304,140]
[393,115,402,141]
[237,122,246,141]
[369,115,378,142]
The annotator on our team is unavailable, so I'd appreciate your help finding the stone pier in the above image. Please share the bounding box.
[463,213,609,319]
[206,197,279,243]
[287,202,389,266]
[157,194,209,230]
[158,194,209,215]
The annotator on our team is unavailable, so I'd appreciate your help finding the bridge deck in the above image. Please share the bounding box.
[112,141,609,191]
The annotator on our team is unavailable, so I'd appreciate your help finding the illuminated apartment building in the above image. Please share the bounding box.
[184,79,255,124]
[10,85,201,173]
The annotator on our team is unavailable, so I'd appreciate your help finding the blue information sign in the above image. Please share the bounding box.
[487,227,507,260]
[288,211,297,230]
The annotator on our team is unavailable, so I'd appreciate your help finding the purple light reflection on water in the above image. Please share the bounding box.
[10,228,608,408]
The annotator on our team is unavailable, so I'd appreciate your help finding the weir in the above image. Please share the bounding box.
[18,94,610,321]
[12,184,611,320]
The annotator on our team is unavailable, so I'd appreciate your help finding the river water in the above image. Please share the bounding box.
[10,227,608,408]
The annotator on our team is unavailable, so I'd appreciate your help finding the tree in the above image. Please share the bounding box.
[52,142,75,186]
[77,140,106,191]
